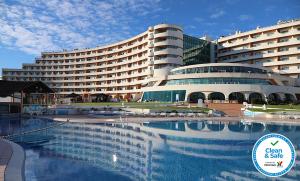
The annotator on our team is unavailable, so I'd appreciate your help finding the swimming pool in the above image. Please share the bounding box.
[2,118,300,180]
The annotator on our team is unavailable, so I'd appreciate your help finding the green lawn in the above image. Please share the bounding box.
[73,102,210,113]
[248,108,285,113]
[249,104,300,113]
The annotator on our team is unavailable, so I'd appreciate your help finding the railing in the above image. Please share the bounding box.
[0,102,21,114]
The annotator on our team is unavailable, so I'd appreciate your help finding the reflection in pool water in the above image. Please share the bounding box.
[2,118,300,181]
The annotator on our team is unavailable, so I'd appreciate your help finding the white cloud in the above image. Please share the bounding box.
[238,14,253,21]
[186,25,196,30]
[265,5,275,12]
[194,17,204,22]
[0,0,162,55]
[193,17,217,26]
[210,10,225,19]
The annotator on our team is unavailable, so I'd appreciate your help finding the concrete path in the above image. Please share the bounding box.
[0,140,12,181]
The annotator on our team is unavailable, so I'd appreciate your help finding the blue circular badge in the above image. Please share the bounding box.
[252,133,296,177]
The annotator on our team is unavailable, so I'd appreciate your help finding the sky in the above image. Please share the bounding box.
[0,0,299,70]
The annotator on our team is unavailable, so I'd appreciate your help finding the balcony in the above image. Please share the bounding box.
[154,48,182,56]
[154,30,183,39]
[219,27,299,48]
[154,39,183,48]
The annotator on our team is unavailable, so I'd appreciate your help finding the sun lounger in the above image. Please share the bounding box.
[124,112,135,117]
[149,112,157,117]
[169,112,177,117]
[187,113,195,117]
[197,113,206,117]
[135,112,145,117]
[160,112,167,117]
[178,113,185,117]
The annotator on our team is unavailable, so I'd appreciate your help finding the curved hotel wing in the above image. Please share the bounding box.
[2,24,183,100]
[142,63,300,102]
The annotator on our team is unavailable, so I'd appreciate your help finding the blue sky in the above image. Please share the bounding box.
[0,0,299,70]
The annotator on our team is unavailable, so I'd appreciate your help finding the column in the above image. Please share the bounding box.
[244,92,249,102]
[263,93,268,103]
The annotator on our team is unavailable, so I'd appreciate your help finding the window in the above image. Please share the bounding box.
[278,47,289,52]
[252,34,260,39]
[241,46,248,49]
[142,90,186,102]
[164,78,271,85]
[267,50,274,53]
[168,37,178,40]
[228,40,235,44]
[278,29,289,33]
[279,66,289,70]
[279,56,289,61]
[255,61,264,65]
[278,38,289,43]
[263,59,272,63]
[267,41,274,45]
[167,27,180,32]
[170,66,266,75]
[254,52,261,56]
[266,32,274,36]
[252,43,260,47]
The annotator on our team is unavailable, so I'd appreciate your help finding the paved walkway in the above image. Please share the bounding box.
[0,139,13,181]
[208,103,243,117]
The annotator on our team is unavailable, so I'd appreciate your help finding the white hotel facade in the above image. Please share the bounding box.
[2,24,183,101]
[216,19,300,78]
[2,20,300,103]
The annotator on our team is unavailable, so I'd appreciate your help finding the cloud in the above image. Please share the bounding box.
[238,14,253,21]
[194,17,204,22]
[193,17,217,26]
[186,25,196,30]
[265,5,275,12]
[0,0,162,55]
[210,10,225,19]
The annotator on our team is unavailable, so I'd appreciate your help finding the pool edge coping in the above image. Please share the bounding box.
[2,139,25,181]
[38,115,300,125]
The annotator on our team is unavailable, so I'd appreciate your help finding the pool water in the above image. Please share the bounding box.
[2,118,300,181]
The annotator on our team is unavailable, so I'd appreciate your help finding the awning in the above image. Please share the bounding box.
[0,80,54,97]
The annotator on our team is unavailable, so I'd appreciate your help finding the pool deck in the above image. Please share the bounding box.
[40,115,300,125]
[0,140,12,181]
[0,139,25,181]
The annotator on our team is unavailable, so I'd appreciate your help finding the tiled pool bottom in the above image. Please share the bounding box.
[3,119,300,181]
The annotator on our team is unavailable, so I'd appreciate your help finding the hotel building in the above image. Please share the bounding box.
[216,19,300,79]
[2,20,300,103]
[2,24,186,101]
